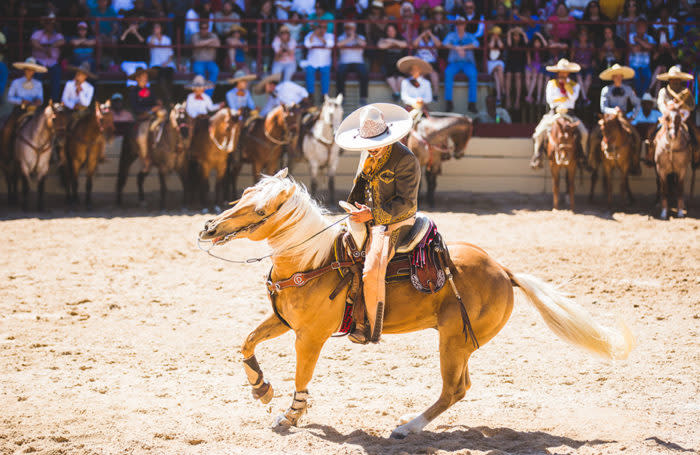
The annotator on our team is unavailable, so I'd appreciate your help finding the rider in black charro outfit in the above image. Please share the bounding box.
[335,103,419,344]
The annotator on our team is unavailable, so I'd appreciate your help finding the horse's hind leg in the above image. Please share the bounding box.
[21,175,29,211]
[158,170,168,210]
[37,176,46,212]
[391,327,472,439]
[241,314,290,405]
[622,173,634,206]
[589,167,598,202]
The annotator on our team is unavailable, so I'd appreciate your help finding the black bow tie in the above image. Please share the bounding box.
[612,86,625,97]
[410,79,420,88]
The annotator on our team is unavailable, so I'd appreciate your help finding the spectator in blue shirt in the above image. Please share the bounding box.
[442,16,479,112]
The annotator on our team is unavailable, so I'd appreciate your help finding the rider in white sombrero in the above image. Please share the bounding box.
[593,64,642,174]
[336,103,418,345]
[397,56,433,116]
[530,58,588,170]
[184,75,222,119]
[2,57,48,155]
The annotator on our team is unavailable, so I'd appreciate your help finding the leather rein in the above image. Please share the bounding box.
[410,129,451,168]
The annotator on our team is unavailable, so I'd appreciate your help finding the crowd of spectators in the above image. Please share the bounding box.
[0,0,698,119]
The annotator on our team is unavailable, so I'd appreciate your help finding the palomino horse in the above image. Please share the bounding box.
[406,114,473,207]
[62,101,115,209]
[226,104,299,199]
[545,115,579,210]
[190,108,239,210]
[14,103,57,210]
[591,112,637,208]
[653,106,692,219]
[198,169,633,439]
[302,94,343,202]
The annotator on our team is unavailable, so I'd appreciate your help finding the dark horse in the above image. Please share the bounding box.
[406,114,473,207]
[189,108,240,210]
[62,101,115,209]
[225,105,301,201]
[117,105,190,209]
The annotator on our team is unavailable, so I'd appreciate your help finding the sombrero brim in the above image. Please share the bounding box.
[253,74,281,94]
[66,65,98,79]
[13,62,48,73]
[397,56,432,76]
[186,82,215,89]
[228,74,257,84]
[127,68,157,80]
[335,103,413,152]
[600,66,635,81]
[546,63,581,73]
[657,72,693,81]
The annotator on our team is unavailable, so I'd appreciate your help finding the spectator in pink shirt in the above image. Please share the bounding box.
[31,14,65,102]
[547,3,576,43]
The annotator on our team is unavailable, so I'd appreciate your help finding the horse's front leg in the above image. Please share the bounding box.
[677,171,686,218]
[603,166,613,209]
[659,175,669,219]
[241,314,290,404]
[274,335,326,429]
[621,171,634,206]
[567,164,576,212]
[551,165,560,210]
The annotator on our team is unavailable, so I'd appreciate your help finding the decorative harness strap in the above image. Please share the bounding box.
[266,260,356,295]
[410,129,450,169]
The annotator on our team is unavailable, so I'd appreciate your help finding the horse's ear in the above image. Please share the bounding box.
[324,94,329,103]
[274,168,289,179]
[336,93,343,105]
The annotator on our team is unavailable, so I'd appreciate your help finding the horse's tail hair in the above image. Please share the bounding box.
[508,272,634,360]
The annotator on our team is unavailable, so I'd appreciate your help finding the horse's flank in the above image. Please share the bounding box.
[15,104,55,185]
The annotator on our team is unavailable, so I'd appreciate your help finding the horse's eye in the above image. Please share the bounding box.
[257,210,266,217]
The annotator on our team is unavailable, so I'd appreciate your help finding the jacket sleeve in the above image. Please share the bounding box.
[375,151,420,224]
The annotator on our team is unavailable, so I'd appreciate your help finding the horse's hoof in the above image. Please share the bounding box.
[677,209,685,218]
[201,208,209,215]
[256,383,274,404]
[390,428,408,439]
[660,209,668,220]
[214,205,222,214]
[272,414,293,429]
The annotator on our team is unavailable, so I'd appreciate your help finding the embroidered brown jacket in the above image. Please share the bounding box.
[657,86,695,115]
[347,142,420,225]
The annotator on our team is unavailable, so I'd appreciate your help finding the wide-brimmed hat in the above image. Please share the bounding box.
[370,0,384,9]
[397,56,432,76]
[546,58,581,73]
[335,103,412,152]
[488,25,502,35]
[228,70,256,85]
[641,93,654,102]
[656,65,693,81]
[186,74,215,90]
[230,24,247,35]
[127,67,157,80]
[253,73,282,94]
[431,5,445,13]
[13,57,48,73]
[599,64,635,81]
[66,61,98,79]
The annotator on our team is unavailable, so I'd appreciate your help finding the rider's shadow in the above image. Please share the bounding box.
[295,423,614,454]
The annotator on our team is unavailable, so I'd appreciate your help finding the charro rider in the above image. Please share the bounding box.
[2,57,46,155]
[530,58,588,169]
[643,65,699,166]
[334,103,418,344]
[127,67,162,168]
[256,73,310,117]
[591,64,642,174]
[397,56,433,127]
[226,70,258,131]
[184,75,221,119]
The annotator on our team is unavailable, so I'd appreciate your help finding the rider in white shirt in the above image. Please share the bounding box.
[257,73,309,116]
[530,59,588,169]
[184,75,221,118]
[61,62,95,110]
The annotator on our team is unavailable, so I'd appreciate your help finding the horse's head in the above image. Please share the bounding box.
[199,168,296,245]
[451,115,473,159]
[322,94,344,132]
[549,116,579,163]
[50,102,69,135]
[97,100,116,143]
[661,107,683,140]
[210,107,234,137]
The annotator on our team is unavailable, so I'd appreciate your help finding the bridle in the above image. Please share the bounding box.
[197,210,350,264]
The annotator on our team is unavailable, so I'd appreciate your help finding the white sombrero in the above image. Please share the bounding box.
[657,65,693,81]
[253,73,281,94]
[546,58,581,73]
[186,74,215,90]
[13,57,48,73]
[335,103,412,152]
[397,56,432,76]
[228,69,257,85]
[599,64,635,81]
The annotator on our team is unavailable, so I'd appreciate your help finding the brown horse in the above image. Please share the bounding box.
[14,103,58,211]
[653,106,692,219]
[226,105,300,200]
[190,108,240,210]
[63,101,115,209]
[406,114,473,207]
[591,112,636,209]
[198,170,634,439]
[0,114,19,205]
[545,116,579,210]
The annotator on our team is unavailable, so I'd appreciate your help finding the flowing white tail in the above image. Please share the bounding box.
[511,273,634,360]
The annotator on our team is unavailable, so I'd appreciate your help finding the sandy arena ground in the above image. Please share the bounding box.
[1,198,698,455]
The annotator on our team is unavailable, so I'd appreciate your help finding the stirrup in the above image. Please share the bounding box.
[348,327,370,345]
[369,302,384,343]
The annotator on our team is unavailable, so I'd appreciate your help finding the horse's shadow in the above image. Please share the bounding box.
[283,423,614,455]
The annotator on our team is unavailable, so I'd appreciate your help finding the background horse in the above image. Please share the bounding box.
[302,94,343,202]
[14,103,57,210]
[0,115,19,205]
[592,112,636,209]
[190,108,239,210]
[406,114,473,207]
[63,101,115,209]
[226,104,298,200]
[654,106,692,219]
[545,115,579,210]
[199,170,633,439]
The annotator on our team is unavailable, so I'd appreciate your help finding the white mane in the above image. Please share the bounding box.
[251,175,340,270]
